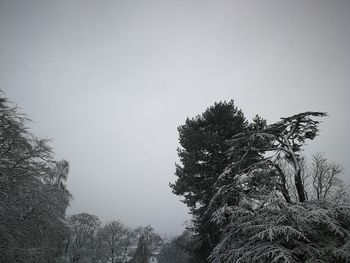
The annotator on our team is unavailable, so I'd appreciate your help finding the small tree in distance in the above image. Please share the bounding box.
[98,220,135,263]
[310,152,346,202]
[68,213,101,263]
[131,226,162,263]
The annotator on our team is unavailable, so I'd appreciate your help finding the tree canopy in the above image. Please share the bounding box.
[208,110,350,262]
[172,101,350,263]
[170,100,254,261]
[0,92,71,262]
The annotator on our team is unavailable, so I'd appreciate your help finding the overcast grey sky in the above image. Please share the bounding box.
[1,0,349,235]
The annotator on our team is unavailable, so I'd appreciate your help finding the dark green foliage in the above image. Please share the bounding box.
[170,100,261,262]
[172,101,248,210]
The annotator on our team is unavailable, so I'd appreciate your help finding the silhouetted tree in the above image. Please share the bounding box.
[170,100,255,261]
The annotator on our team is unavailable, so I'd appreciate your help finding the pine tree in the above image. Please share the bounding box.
[170,100,259,262]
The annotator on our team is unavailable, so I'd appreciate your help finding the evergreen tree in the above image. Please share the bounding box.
[170,100,258,262]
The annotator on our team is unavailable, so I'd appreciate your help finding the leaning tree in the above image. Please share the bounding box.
[222,111,328,203]
[209,111,350,263]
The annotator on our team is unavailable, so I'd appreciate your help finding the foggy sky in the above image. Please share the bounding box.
[1,0,349,235]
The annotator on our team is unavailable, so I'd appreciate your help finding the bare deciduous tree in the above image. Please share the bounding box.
[310,152,346,202]
[68,213,101,263]
[131,226,162,263]
[98,220,128,263]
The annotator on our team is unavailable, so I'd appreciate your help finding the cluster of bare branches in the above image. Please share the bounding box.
[64,213,162,263]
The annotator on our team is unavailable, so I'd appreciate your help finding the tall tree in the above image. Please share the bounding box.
[0,92,71,262]
[170,100,259,261]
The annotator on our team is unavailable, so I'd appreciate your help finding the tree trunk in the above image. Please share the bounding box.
[295,169,306,202]
[283,136,306,202]
[272,162,291,203]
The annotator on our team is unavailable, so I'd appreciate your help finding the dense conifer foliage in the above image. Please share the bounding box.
[210,199,350,263]
[170,100,254,261]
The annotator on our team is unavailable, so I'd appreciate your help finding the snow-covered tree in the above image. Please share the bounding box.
[210,198,350,263]
[97,220,133,263]
[170,100,259,261]
[68,213,101,263]
[223,111,327,203]
[209,111,350,263]
[0,92,71,262]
